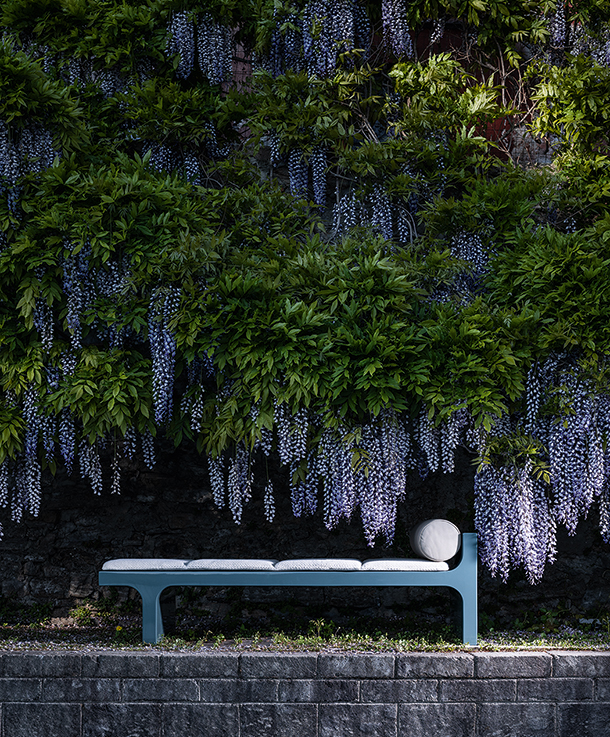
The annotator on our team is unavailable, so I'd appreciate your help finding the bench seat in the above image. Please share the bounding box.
[102,558,449,572]
[99,533,477,645]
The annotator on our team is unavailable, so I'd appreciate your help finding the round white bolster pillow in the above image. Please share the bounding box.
[409,519,461,562]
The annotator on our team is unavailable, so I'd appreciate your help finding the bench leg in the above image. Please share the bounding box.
[135,585,165,644]
[460,589,478,646]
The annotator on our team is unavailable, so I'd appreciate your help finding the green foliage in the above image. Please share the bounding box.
[531,57,610,154]
[1,0,610,564]
[0,40,87,150]
[488,225,610,353]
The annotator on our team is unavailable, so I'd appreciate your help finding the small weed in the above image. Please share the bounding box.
[308,618,336,639]
[70,604,95,626]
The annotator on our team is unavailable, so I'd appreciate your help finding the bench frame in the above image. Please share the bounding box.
[99,532,477,645]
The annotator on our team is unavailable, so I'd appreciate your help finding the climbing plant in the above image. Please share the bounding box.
[1,0,610,583]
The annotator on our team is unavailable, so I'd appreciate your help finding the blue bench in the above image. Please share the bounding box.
[99,532,477,645]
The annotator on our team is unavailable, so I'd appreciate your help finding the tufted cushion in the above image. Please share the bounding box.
[274,558,362,571]
[362,558,449,571]
[185,559,278,571]
[409,519,461,562]
[102,559,189,571]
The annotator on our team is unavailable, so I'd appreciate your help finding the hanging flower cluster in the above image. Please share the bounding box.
[148,288,181,426]
[303,0,354,76]
[206,405,478,546]
[267,0,369,77]
[166,11,232,83]
[381,0,414,58]
[475,355,610,582]
[0,120,58,212]
[549,1,567,48]
[166,11,195,80]
[198,14,232,85]
[333,185,400,240]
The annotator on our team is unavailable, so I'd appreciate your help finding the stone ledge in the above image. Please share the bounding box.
[1,652,610,736]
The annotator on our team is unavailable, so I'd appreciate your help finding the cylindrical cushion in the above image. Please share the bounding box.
[409,519,461,562]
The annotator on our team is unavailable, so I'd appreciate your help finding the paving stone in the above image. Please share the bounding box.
[396,653,474,679]
[160,653,239,678]
[475,653,552,678]
[319,703,397,737]
[478,704,555,737]
[518,677,593,702]
[81,652,159,678]
[361,679,438,703]
[0,678,41,701]
[162,704,239,737]
[4,703,81,737]
[122,678,199,702]
[558,703,610,736]
[553,652,610,678]
[199,678,278,702]
[278,679,359,702]
[0,653,81,677]
[240,653,317,679]
[240,704,317,737]
[43,678,121,702]
[440,678,516,702]
[83,703,161,737]
[398,703,476,737]
[318,654,394,679]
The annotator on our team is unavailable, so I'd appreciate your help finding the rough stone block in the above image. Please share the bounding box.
[83,703,161,737]
[0,678,41,701]
[4,703,81,737]
[199,678,278,703]
[240,704,318,737]
[440,678,516,702]
[398,703,476,737]
[318,654,394,679]
[478,704,555,737]
[162,704,239,737]
[518,677,593,702]
[0,653,81,677]
[82,652,159,678]
[361,679,438,703]
[553,652,610,678]
[396,653,474,679]
[240,653,317,679]
[278,679,359,703]
[558,703,610,736]
[319,703,397,737]
[595,678,610,701]
[160,653,239,678]
[43,677,121,702]
[475,653,552,678]
[122,677,199,702]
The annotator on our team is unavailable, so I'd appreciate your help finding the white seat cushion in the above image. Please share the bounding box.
[274,559,362,571]
[102,559,189,571]
[185,559,278,571]
[362,559,449,571]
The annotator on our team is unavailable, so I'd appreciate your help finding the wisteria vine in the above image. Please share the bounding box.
[1,2,610,589]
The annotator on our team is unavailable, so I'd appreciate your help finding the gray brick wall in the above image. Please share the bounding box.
[1,651,610,736]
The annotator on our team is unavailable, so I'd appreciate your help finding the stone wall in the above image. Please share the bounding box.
[1,651,610,736]
[1,445,610,624]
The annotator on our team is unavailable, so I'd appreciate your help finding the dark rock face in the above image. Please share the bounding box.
[1,444,609,621]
